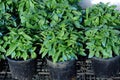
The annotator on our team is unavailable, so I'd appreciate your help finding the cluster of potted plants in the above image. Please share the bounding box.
[0,0,120,80]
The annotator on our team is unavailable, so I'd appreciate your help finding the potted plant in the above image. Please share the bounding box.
[39,0,86,80]
[85,25,120,78]
[3,28,37,80]
[40,26,86,80]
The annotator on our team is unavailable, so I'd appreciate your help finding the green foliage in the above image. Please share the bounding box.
[0,33,5,59]
[40,25,86,63]
[83,2,120,59]
[0,0,42,30]
[18,0,41,29]
[37,0,83,30]
[3,28,37,60]
[85,25,120,58]
[0,0,20,28]
[0,0,42,45]
[83,2,120,28]
[0,0,83,43]
[39,0,85,63]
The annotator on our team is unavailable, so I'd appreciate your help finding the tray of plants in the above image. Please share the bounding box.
[0,0,120,80]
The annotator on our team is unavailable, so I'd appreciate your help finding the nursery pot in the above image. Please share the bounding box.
[0,60,3,71]
[47,59,76,80]
[0,59,5,71]
[7,57,36,80]
[91,56,120,78]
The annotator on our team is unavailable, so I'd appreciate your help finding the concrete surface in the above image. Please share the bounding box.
[79,0,120,10]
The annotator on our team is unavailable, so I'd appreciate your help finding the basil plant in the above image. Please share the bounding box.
[3,28,36,60]
[85,25,120,58]
[40,25,86,63]
[83,2,120,29]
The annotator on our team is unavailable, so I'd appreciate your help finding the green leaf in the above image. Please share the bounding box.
[26,22,34,28]
[105,14,111,19]
[59,30,64,38]
[101,50,109,58]
[38,19,45,26]
[95,51,100,58]
[7,0,12,4]
[22,52,28,60]
[88,50,94,58]
[113,46,119,55]
[74,21,81,28]
[102,38,106,47]
[67,40,74,46]
[79,49,86,56]
[0,55,4,59]
[62,53,67,61]
[53,51,60,63]
[20,16,26,23]
[71,53,77,59]
[6,43,18,56]
[50,20,57,27]
[1,3,5,13]
[84,20,91,26]
[41,49,48,58]
[95,17,99,25]
[31,52,36,59]
[16,51,21,59]
[22,32,32,40]
[29,0,35,10]
[86,8,89,19]
[0,46,6,52]
[52,14,58,21]
[11,52,16,59]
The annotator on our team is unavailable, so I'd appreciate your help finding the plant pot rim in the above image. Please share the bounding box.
[46,58,76,64]
[90,56,120,61]
[47,58,76,69]
[6,57,35,63]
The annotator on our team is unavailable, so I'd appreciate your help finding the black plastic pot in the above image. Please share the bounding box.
[7,57,36,80]
[47,59,76,80]
[91,56,120,78]
[0,60,2,71]
[0,60,5,71]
